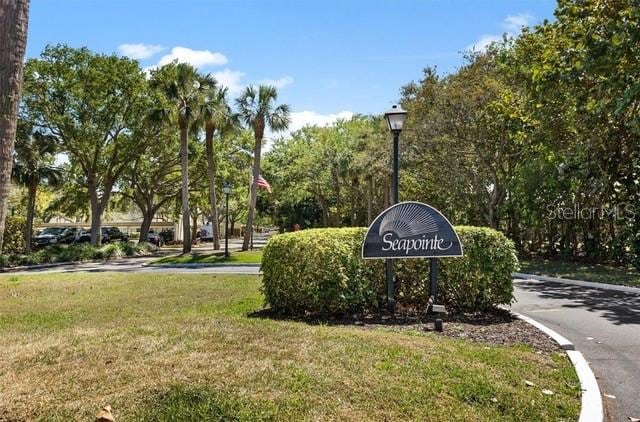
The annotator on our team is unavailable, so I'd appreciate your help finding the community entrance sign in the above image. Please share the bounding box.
[362,201,463,259]
[361,201,463,331]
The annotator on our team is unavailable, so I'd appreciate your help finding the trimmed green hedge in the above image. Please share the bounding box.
[261,226,519,315]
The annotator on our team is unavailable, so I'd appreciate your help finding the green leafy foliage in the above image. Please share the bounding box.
[2,216,27,255]
[0,241,156,268]
[261,227,518,315]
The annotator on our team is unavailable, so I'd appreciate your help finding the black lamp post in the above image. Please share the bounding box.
[383,104,407,313]
[223,181,232,258]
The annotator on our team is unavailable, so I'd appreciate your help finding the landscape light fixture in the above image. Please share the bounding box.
[384,104,407,134]
[383,104,408,313]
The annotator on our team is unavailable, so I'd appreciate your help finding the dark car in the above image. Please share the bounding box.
[102,227,129,243]
[76,227,129,244]
[145,231,164,247]
[32,227,67,249]
[159,228,174,243]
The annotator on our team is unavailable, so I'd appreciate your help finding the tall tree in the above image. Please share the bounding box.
[0,0,30,253]
[124,112,181,243]
[236,85,290,250]
[22,45,149,245]
[150,62,215,253]
[198,85,235,250]
[13,121,61,253]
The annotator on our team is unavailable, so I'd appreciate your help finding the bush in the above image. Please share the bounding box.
[2,216,26,254]
[0,241,156,268]
[262,228,381,315]
[261,226,519,315]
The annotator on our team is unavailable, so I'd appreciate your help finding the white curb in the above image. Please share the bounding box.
[511,311,603,422]
[514,312,574,350]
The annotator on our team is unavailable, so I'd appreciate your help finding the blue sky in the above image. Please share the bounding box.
[27,0,556,134]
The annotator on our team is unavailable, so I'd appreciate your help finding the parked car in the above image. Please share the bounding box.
[102,226,128,243]
[159,228,174,243]
[76,227,129,244]
[146,231,164,247]
[32,227,68,249]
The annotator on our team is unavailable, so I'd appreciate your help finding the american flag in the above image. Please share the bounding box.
[255,174,272,193]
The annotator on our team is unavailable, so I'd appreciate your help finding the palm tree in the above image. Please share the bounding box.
[198,85,236,250]
[236,85,290,250]
[0,0,30,254]
[149,62,216,253]
[13,123,62,253]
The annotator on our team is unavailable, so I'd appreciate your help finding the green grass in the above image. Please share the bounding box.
[0,272,579,421]
[151,249,263,265]
[520,258,640,287]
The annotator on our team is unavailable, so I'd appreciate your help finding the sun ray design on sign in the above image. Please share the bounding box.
[378,202,439,238]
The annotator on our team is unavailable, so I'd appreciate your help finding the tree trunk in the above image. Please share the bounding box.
[88,179,102,245]
[0,0,30,254]
[191,212,199,244]
[205,123,220,249]
[24,180,36,253]
[180,123,191,253]
[138,211,153,243]
[242,130,263,251]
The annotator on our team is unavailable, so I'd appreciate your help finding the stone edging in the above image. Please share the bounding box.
[511,311,604,422]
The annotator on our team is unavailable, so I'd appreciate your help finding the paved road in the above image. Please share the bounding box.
[512,278,640,422]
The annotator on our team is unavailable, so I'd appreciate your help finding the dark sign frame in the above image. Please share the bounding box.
[361,201,463,259]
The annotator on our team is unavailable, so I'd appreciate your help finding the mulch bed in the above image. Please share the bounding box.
[251,307,561,354]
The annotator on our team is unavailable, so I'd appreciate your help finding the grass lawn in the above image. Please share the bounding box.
[0,273,579,421]
[520,258,640,288]
[151,249,263,265]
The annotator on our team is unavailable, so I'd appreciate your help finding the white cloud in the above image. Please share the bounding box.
[468,13,534,52]
[156,46,228,68]
[289,111,354,133]
[117,43,165,60]
[259,76,294,89]
[262,110,354,151]
[504,13,533,32]
[213,69,246,95]
[468,34,504,52]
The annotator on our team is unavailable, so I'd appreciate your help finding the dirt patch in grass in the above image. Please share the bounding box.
[250,308,560,354]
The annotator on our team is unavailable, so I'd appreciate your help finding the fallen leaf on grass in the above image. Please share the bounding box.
[524,380,535,387]
[490,397,498,403]
[542,389,554,395]
[96,405,114,422]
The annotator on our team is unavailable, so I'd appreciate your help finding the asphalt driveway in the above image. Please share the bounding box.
[512,278,640,421]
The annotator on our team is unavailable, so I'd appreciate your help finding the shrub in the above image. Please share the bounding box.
[261,226,519,315]
[3,216,27,254]
[261,228,382,315]
[0,241,156,268]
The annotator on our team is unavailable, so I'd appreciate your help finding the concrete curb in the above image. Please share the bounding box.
[0,254,156,273]
[514,272,640,293]
[511,311,603,422]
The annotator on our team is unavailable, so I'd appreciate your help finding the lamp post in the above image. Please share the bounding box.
[383,104,407,313]
[223,181,232,258]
